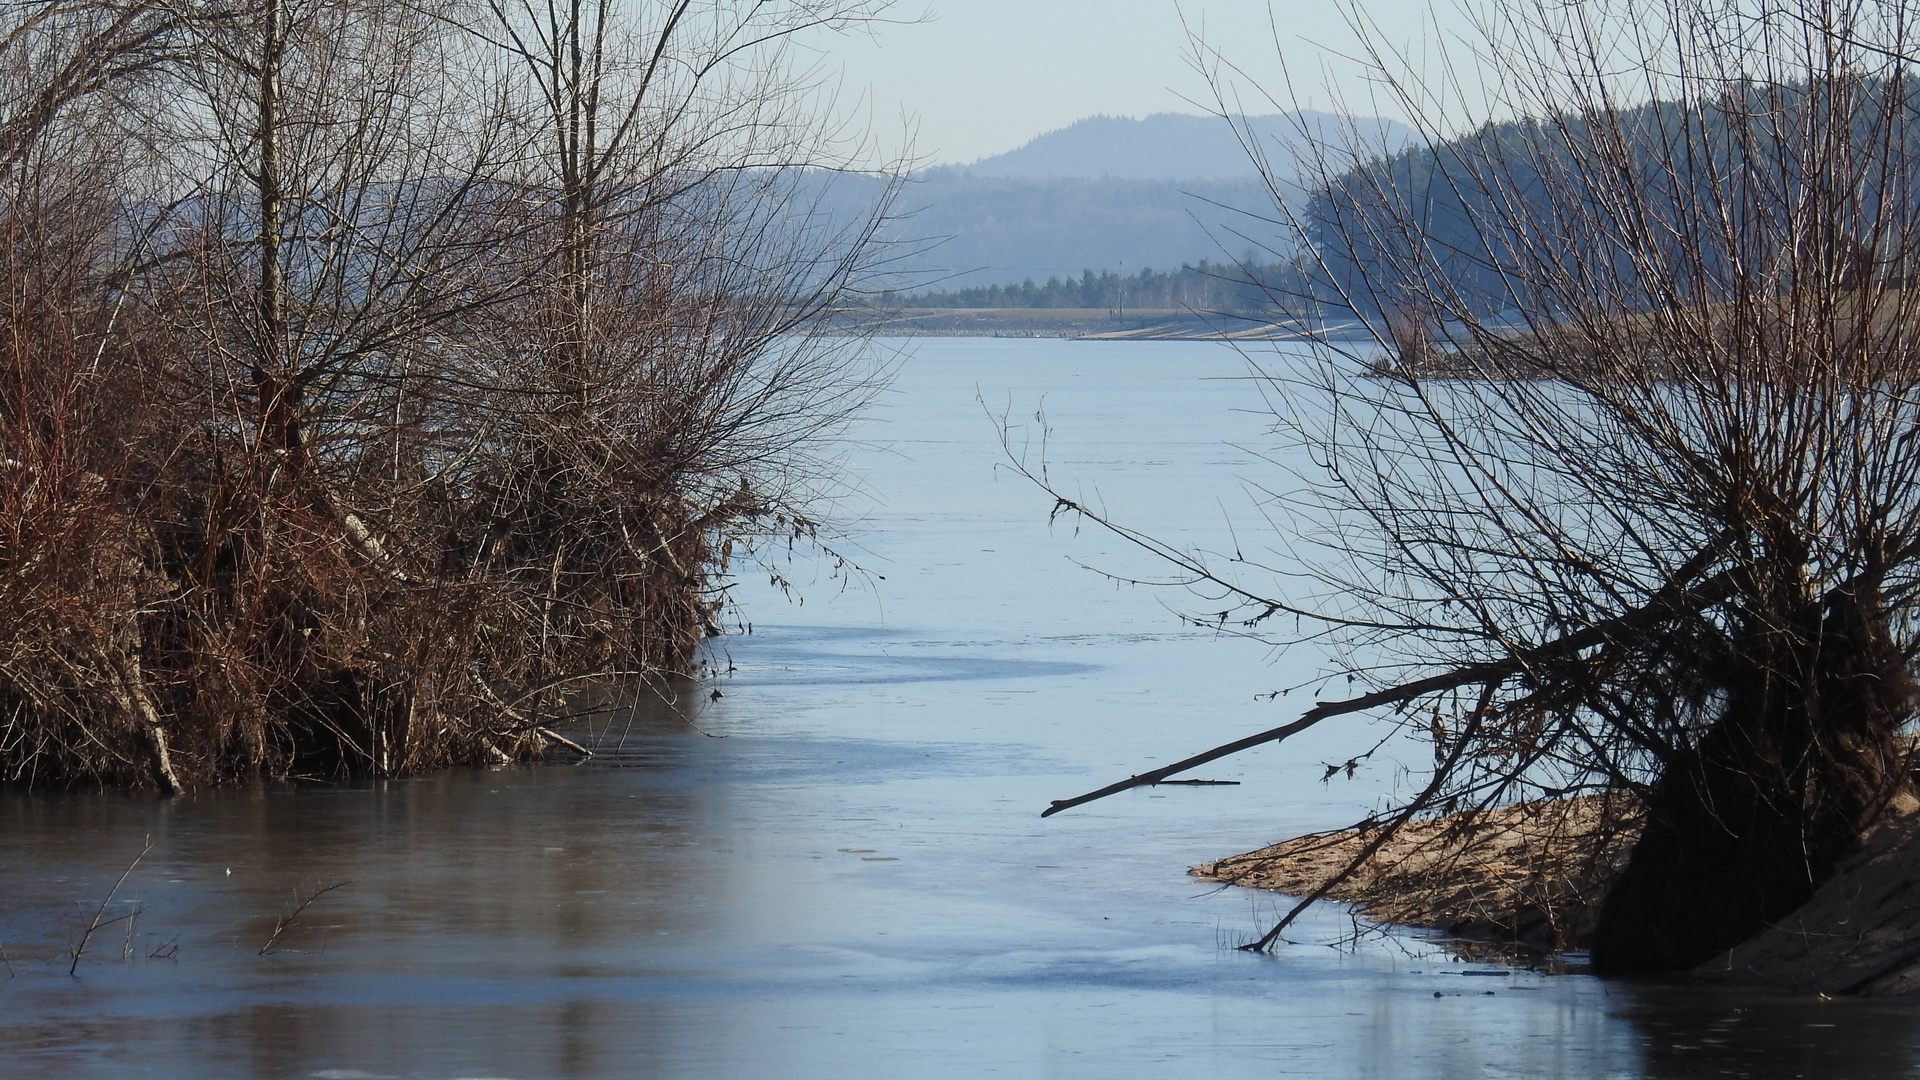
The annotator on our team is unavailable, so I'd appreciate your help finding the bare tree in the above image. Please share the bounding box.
[446,0,902,706]
[106,0,540,780]
[1039,0,1920,974]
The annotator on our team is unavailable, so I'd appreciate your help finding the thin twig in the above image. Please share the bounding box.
[70,838,152,976]
[260,880,351,955]
[1240,686,1492,952]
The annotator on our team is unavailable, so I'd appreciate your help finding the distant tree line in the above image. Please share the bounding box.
[879,260,1294,312]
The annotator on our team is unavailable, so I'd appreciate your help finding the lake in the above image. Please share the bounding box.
[2,337,1915,1079]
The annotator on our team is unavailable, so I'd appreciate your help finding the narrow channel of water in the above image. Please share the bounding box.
[3,337,1915,1079]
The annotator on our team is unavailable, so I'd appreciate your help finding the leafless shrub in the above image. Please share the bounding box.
[0,0,900,788]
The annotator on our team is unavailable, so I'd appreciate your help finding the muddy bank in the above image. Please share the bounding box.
[1196,791,1920,994]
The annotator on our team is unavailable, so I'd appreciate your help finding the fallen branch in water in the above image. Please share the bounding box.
[70,839,151,975]
[260,880,351,955]
[1152,779,1239,786]
[1040,673,1474,818]
[537,727,593,757]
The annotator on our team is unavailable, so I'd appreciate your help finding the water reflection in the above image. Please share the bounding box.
[1613,984,1920,1079]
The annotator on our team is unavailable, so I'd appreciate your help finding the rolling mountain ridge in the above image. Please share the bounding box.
[875,111,1409,291]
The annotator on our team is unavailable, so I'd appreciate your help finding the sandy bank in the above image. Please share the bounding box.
[1195,791,1920,994]
[1193,796,1638,953]
[1697,793,1920,995]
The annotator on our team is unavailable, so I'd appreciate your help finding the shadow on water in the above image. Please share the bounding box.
[10,701,1920,1079]
[1608,982,1920,1079]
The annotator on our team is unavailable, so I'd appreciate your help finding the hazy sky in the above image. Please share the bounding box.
[831,0,1450,166]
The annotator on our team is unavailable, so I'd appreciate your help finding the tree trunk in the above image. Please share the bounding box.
[254,0,298,466]
[1590,577,1914,973]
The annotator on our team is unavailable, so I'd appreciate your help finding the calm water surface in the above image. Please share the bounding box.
[3,338,1917,1078]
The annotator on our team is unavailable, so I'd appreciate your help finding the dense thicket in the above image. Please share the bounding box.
[1042,0,1920,974]
[0,0,896,790]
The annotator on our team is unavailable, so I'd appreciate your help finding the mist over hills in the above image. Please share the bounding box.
[873,111,1410,292]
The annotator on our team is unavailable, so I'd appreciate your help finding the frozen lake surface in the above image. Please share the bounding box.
[3,337,1915,1078]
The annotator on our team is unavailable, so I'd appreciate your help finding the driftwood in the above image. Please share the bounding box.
[536,727,593,757]
[1152,778,1238,786]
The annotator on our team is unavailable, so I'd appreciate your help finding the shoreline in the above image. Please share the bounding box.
[1195,791,1920,995]
[847,307,1345,340]
[1193,796,1637,955]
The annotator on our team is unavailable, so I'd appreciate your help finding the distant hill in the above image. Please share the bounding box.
[814,111,1414,293]
[950,111,1413,182]
[881,174,1282,289]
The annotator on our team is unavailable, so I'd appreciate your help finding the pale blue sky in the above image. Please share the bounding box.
[832,0,1451,166]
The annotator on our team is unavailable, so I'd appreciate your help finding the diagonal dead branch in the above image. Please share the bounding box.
[1042,557,1738,817]
[260,880,351,956]
[70,838,151,976]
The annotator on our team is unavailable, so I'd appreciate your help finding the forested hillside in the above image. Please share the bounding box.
[1298,80,1920,327]
[884,175,1279,288]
